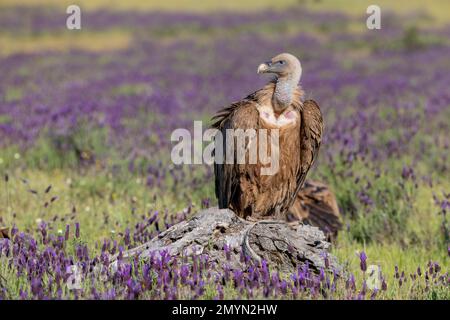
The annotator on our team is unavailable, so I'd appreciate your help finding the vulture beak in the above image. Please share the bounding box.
[257,61,272,74]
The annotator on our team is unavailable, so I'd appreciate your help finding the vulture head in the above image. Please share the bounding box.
[257,53,302,83]
[257,53,302,111]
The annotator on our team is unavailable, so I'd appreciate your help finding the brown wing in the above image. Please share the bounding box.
[212,93,322,215]
[211,91,261,210]
[0,227,9,239]
[288,99,323,209]
[288,180,341,240]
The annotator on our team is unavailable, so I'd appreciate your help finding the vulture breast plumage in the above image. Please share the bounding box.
[212,53,323,220]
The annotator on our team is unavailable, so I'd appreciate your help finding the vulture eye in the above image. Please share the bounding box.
[279,60,286,65]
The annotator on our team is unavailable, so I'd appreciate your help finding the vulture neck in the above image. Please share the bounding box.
[273,73,300,114]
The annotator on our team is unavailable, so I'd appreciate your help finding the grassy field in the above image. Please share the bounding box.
[2,0,450,19]
[0,1,448,299]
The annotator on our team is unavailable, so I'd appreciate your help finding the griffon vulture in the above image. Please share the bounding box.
[212,53,323,220]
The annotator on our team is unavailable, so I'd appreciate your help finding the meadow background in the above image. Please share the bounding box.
[0,0,449,299]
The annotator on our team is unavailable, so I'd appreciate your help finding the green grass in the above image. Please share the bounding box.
[1,135,448,300]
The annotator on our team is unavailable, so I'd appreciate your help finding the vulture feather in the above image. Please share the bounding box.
[288,180,342,240]
[0,227,9,239]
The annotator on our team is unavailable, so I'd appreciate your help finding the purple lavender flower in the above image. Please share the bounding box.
[75,222,80,239]
[359,251,367,272]
[224,243,231,261]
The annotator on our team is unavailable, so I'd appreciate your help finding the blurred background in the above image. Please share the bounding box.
[0,0,449,299]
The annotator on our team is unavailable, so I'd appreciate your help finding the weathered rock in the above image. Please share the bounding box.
[113,207,341,274]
